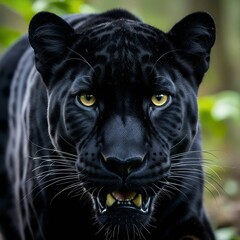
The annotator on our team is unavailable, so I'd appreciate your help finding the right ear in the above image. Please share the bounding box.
[168,12,215,56]
[29,12,76,76]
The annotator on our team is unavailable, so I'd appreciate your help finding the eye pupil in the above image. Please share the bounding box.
[85,95,93,101]
[156,95,163,101]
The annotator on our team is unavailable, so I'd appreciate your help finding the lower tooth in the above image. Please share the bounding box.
[106,193,116,207]
[133,194,142,208]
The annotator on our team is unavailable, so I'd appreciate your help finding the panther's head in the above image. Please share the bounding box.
[29,9,215,237]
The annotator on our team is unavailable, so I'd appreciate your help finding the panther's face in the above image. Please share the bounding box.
[29,10,215,237]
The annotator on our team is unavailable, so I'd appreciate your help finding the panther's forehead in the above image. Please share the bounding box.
[79,19,168,66]
[75,20,171,89]
[81,19,162,46]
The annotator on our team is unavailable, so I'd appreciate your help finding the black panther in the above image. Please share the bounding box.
[0,8,216,240]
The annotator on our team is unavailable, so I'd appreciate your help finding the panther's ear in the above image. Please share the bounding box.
[168,12,216,72]
[29,12,76,77]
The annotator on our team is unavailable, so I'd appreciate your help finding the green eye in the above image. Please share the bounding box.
[79,93,96,107]
[151,94,169,107]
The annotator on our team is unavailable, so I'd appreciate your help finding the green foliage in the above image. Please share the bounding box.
[216,227,240,240]
[199,91,240,147]
[200,91,240,239]
[31,0,88,16]
[0,0,34,21]
[0,0,87,18]
[0,0,94,53]
[0,27,22,52]
[199,90,240,189]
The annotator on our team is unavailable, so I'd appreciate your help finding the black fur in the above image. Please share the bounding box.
[0,9,216,240]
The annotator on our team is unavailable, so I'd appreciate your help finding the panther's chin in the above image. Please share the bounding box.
[92,190,155,227]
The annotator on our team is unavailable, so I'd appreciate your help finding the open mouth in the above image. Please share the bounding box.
[95,190,151,214]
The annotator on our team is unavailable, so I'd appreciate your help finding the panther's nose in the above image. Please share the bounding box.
[101,154,146,179]
[100,115,147,179]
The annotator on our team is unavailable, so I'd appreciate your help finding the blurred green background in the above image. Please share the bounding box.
[0,0,239,239]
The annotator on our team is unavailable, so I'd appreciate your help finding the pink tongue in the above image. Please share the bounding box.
[112,191,135,201]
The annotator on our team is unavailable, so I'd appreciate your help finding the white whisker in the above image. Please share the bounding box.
[67,47,95,73]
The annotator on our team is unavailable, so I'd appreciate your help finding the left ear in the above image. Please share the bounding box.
[29,12,76,77]
[168,12,216,72]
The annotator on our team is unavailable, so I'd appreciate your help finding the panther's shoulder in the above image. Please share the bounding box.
[0,35,29,157]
